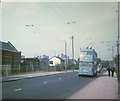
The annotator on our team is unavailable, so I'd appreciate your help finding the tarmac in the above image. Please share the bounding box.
[0,69,119,100]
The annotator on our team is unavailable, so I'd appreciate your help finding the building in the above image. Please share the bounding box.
[37,55,49,68]
[39,58,49,68]
[49,56,65,71]
[21,58,40,72]
[49,56,64,66]
[0,41,21,76]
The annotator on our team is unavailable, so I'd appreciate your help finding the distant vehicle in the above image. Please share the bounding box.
[97,67,101,73]
[97,64,102,73]
[78,47,98,77]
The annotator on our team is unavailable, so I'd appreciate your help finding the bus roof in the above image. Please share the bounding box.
[80,48,94,52]
[80,48,97,57]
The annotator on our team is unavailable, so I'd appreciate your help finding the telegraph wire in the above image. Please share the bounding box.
[44,2,68,24]
[3,9,26,26]
[2,9,36,34]
[2,6,61,41]
[53,2,82,35]
[3,11,25,26]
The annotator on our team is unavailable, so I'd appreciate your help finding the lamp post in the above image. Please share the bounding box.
[61,40,67,72]
[108,45,114,67]
[71,36,75,72]
[64,40,67,73]
[67,21,76,72]
[117,2,120,80]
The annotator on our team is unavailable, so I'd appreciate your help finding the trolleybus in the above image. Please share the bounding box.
[78,47,98,77]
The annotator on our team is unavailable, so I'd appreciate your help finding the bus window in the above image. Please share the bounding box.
[79,62,93,67]
[87,51,92,55]
[81,51,92,55]
[80,51,87,55]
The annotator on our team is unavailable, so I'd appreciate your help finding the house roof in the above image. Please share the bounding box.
[21,58,40,62]
[0,41,18,52]
[49,56,64,61]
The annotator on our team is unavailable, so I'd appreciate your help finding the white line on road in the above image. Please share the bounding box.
[43,81,48,84]
[15,88,22,92]
[59,77,62,80]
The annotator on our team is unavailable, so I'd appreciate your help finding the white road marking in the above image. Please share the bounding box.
[15,88,22,92]
[59,77,62,80]
[43,81,48,84]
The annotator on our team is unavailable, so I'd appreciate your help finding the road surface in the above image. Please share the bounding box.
[3,72,97,99]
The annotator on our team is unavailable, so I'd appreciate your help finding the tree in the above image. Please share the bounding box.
[96,58,101,65]
[102,60,109,68]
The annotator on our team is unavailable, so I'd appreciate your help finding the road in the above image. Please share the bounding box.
[2,71,97,99]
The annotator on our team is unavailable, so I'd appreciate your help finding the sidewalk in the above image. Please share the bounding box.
[118,81,120,101]
[1,70,74,82]
[67,71,118,99]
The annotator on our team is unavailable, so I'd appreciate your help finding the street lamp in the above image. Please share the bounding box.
[64,40,67,73]
[26,24,34,27]
[70,36,75,72]
[108,46,114,67]
[61,40,67,72]
[67,21,76,72]
[116,2,120,80]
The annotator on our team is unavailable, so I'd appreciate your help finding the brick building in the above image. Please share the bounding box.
[0,41,21,76]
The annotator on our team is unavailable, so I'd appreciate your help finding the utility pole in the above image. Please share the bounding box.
[112,45,114,63]
[112,45,115,67]
[71,36,74,72]
[65,41,67,73]
[117,1,120,80]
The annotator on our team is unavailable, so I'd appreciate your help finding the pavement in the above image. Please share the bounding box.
[0,69,119,100]
[67,70,119,100]
[1,70,73,82]
[118,81,120,101]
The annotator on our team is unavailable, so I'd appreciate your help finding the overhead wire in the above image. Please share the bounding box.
[2,2,79,57]
[2,9,26,25]
[44,2,68,24]
[53,2,82,35]
[2,9,37,34]
[2,2,70,41]
[3,3,82,41]
[3,2,80,36]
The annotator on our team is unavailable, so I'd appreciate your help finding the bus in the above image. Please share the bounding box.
[78,47,98,77]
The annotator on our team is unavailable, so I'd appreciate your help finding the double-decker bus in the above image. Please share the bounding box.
[78,47,98,77]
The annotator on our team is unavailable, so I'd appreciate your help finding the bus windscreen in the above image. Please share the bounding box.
[79,62,93,67]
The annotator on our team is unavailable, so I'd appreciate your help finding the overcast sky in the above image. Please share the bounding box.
[1,1,119,60]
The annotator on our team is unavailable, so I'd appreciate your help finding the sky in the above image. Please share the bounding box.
[1,0,120,60]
